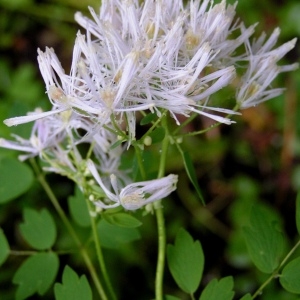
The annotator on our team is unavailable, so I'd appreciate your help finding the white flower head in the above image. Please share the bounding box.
[87,159,178,211]
[2,0,298,163]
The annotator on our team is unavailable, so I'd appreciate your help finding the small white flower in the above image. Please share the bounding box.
[87,159,178,210]
[237,29,298,108]
[1,108,68,160]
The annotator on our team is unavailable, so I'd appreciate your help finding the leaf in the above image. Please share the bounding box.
[280,256,300,293]
[54,265,92,300]
[19,208,56,250]
[0,0,33,11]
[149,127,165,144]
[181,151,205,205]
[165,295,181,300]
[199,277,234,300]
[296,192,300,235]
[68,186,91,228]
[110,139,124,150]
[239,294,252,300]
[243,205,285,273]
[0,228,10,266]
[13,252,59,300]
[0,157,34,203]
[97,219,141,249]
[140,112,157,125]
[167,228,204,294]
[103,212,142,228]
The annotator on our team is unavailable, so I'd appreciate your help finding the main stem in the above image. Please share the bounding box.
[155,115,169,300]
[30,158,108,300]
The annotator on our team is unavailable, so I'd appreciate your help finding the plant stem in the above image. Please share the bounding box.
[85,197,117,300]
[252,239,300,299]
[155,206,166,300]
[134,143,147,180]
[173,104,240,139]
[155,114,169,300]
[29,158,108,300]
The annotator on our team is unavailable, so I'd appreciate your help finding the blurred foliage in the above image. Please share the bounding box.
[0,0,299,299]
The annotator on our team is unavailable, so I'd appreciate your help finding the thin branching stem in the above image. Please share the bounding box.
[134,143,147,180]
[85,197,117,300]
[29,158,109,300]
[252,239,300,299]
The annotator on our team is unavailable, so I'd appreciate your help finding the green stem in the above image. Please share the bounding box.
[10,250,38,256]
[172,112,198,135]
[85,198,117,300]
[155,114,169,300]
[279,239,300,269]
[140,111,167,141]
[29,158,108,300]
[173,104,240,139]
[134,143,147,180]
[10,249,75,256]
[252,239,300,299]
[155,206,166,300]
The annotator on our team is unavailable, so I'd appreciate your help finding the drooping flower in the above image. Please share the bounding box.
[87,160,178,210]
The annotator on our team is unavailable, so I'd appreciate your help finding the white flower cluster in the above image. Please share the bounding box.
[0,0,297,210]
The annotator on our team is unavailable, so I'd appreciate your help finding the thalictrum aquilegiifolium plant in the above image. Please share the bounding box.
[0,0,299,299]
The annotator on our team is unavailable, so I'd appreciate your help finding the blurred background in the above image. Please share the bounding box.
[0,0,299,299]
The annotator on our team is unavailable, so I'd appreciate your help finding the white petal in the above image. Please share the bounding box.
[87,159,119,203]
[3,108,67,127]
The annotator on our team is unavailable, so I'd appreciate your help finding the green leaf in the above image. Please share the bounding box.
[181,151,205,204]
[97,219,141,249]
[140,112,157,125]
[243,205,285,273]
[280,257,300,293]
[68,186,91,228]
[0,157,34,203]
[13,252,59,300]
[0,228,10,266]
[165,295,181,300]
[54,265,92,300]
[149,127,165,144]
[19,208,56,250]
[296,192,300,235]
[239,294,252,300]
[167,228,204,294]
[103,212,142,228]
[199,277,234,300]
[0,0,33,10]
[110,139,124,150]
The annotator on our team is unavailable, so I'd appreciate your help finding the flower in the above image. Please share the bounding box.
[74,1,240,126]
[3,0,297,139]
[0,108,69,160]
[236,28,298,108]
[87,159,178,210]
[1,0,297,214]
